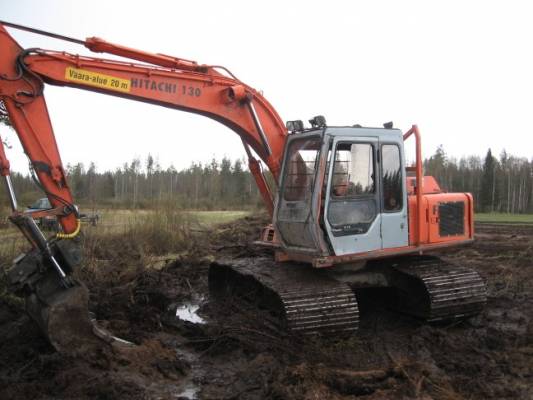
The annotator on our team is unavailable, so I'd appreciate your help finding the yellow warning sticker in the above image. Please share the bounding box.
[65,67,130,93]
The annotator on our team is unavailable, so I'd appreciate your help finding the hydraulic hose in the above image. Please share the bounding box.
[56,219,81,239]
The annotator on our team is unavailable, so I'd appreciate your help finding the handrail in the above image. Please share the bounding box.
[403,125,423,245]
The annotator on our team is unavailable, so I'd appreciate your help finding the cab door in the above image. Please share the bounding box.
[323,137,382,255]
[379,143,408,248]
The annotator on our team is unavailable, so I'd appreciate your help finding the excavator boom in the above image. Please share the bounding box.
[0,23,287,233]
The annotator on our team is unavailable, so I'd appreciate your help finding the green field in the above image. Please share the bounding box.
[475,212,533,224]
[92,209,250,229]
[189,210,250,225]
[0,209,251,262]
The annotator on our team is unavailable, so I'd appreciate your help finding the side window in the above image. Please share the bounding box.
[331,143,375,197]
[381,144,403,212]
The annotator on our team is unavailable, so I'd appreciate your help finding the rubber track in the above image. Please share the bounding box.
[391,256,487,321]
[210,258,359,335]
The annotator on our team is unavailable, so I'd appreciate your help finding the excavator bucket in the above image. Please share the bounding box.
[7,241,116,355]
[25,277,104,355]
[26,285,103,355]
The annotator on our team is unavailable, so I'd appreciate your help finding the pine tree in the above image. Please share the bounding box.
[425,145,447,189]
[480,149,497,212]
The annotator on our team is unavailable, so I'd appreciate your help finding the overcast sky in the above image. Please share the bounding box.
[1,0,532,173]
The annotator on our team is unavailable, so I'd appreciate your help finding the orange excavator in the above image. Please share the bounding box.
[0,21,486,353]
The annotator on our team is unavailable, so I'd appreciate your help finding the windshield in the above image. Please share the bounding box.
[281,137,321,201]
[276,135,323,252]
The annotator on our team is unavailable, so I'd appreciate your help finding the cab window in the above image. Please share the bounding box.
[331,143,374,197]
[381,144,403,212]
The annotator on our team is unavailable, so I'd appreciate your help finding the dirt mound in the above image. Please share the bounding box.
[1,218,532,399]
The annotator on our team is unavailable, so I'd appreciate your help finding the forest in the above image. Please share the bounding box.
[1,146,532,213]
[426,146,533,214]
[1,155,263,210]
[2,102,532,213]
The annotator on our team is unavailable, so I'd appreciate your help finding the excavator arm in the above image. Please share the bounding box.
[0,23,287,232]
[0,22,287,354]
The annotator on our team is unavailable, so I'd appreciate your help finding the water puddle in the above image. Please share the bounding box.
[175,299,205,324]
[175,383,199,399]
[172,341,202,399]
[170,298,205,398]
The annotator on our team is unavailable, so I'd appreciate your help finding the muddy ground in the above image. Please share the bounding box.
[0,217,532,399]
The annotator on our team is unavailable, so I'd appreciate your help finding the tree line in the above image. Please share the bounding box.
[63,155,263,209]
[5,157,262,210]
[0,148,532,213]
[425,146,533,213]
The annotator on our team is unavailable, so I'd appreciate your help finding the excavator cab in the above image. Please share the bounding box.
[255,124,485,333]
[274,126,408,259]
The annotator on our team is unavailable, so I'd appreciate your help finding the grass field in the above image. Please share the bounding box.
[0,209,252,263]
[93,209,250,230]
[190,210,250,225]
[475,212,533,224]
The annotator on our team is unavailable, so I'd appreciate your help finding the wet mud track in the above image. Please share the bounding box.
[0,218,532,399]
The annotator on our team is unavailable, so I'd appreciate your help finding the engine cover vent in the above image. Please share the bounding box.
[439,201,465,237]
